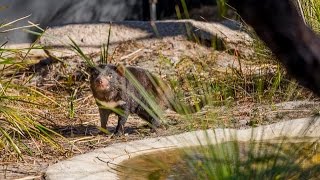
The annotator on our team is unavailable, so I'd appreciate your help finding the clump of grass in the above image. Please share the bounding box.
[217,0,227,19]
[0,15,38,33]
[174,140,320,179]
[120,138,320,179]
[0,49,64,157]
[297,0,320,32]
[0,18,64,157]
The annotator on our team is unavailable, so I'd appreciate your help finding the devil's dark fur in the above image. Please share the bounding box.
[89,64,205,135]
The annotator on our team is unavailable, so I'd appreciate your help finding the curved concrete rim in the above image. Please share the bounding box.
[45,117,320,180]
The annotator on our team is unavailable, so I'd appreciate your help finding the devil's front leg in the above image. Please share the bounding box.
[98,108,112,130]
[114,110,129,136]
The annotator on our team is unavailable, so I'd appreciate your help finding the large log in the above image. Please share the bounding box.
[228,0,320,96]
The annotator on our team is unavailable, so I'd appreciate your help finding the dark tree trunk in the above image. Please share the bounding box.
[228,0,320,96]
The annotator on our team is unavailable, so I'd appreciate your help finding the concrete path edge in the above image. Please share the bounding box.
[45,117,320,180]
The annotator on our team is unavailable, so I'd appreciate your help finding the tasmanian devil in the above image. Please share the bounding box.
[89,64,205,136]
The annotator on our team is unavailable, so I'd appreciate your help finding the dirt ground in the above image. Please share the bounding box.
[1,14,320,180]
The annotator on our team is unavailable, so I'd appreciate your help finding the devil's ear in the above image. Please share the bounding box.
[87,65,97,74]
[116,64,126,76]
